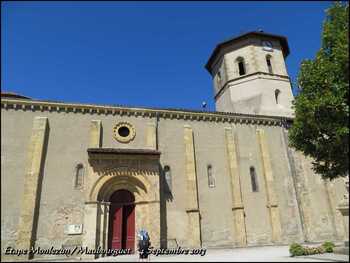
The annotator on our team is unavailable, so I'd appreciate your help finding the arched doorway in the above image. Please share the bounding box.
[108,189,135,252]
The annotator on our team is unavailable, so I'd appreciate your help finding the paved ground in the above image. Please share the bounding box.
[6,245,346,262]
[89,246,349,262]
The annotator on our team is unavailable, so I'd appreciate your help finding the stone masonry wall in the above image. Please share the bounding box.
[1,102,348,260]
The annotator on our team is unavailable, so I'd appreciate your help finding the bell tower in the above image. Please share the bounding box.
[205,31,294,118]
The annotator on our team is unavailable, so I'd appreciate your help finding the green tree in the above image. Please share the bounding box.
[288,2,349,180]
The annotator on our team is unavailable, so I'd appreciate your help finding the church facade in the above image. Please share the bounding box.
[1,31,348,260]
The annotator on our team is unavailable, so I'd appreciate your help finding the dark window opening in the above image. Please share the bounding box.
[275,89,280,104]
[118,126,130,137]
[75,163,84,189]
[250,166,258,192]
[266,56,273,74]
[217,70,222,87]
[164,165,172,193]
[238,61,246,76]
[207,165,215,188]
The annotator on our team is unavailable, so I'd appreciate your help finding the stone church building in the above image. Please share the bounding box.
[1,31,348,260]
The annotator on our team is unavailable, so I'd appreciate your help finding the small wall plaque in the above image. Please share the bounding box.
[64,224,83,235]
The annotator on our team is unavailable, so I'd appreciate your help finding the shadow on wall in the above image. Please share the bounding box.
[30,121,50,259]
[159,164,174,249]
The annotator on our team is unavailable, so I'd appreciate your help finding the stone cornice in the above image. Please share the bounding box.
[1,98,293,127]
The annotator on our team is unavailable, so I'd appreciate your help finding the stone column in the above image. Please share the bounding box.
[184,125,201,248]
[146,121,157,150]
[98,202,110,254]
[103,203,110,252]
[82,202,99,259]
[256,129,282,243]
[16,117,49,260]
[225,127,247,247]
[92,201,110,257]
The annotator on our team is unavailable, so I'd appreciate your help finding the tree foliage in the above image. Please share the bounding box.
[288,2,349,180]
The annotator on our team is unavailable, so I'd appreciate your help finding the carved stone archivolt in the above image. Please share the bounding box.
[89,158,159,176]
[87,149,160,202]
[84,149,161,251]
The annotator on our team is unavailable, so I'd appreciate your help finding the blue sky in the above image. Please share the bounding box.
[2,1,333,111]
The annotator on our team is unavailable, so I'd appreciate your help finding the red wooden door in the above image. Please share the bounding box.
[125,205,135,252]
[109,190,135,252]
[111,205,123,249]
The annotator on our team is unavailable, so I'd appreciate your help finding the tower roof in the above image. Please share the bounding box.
[1,91,32,100]
[205,31,290,75]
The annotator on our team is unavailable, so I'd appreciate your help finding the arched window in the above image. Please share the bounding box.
[164,165,172,193]
[236,57,246,76]
[275,89,281,104]
[250,166,259,192]
[266,55,273,74]
[216,70,222,87]
[74,163,84,189]
[207,165,215,188]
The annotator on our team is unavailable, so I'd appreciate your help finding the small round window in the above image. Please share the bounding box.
[118,126,130,137]
[113,122,136,143]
